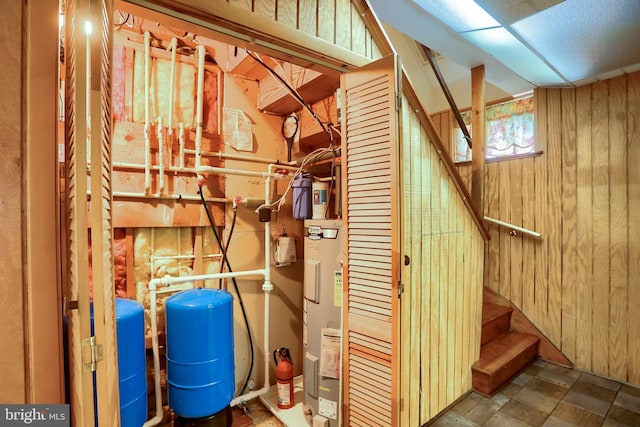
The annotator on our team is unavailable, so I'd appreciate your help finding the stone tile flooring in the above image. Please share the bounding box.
[430,359,640,427]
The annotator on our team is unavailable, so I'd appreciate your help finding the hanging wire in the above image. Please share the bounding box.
[198,189,254,396]
[254,147,337,214]
[244,49,334,145]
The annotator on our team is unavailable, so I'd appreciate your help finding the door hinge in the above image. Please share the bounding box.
[398,280,404,298]
[82,336,103,372]
[396,93,402,111]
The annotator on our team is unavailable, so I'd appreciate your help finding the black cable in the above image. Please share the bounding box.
[245,50,333,144]
[198,189,254,396]
[219,206,238,282]
[325,150,336,219]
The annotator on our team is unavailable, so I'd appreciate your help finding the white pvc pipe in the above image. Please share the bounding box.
[197,165,289,180]
[143,162,284,420]
[144,31,151,195]
[168,38,177,168]
[143,269,267,427]
[143,279,163,427]
[179,123,185,169]
[104,190,226,203]
[195,45,205,173]
[213,150,298,166]
[157,116,165,193]
[231,165,275,407]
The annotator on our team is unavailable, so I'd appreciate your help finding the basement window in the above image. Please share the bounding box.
[453,95,535,161]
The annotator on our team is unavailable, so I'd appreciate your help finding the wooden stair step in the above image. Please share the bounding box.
[472,331,539,395]
[481,302,513,345]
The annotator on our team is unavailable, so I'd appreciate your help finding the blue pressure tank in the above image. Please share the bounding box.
[88,298,147,427]
[166,288,235,419]
[115,298,148,427]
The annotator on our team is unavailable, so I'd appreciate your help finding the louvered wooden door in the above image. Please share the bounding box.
[341,54,401,427]
[64,0,120,425]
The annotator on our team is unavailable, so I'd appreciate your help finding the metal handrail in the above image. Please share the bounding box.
[484,216,542,239]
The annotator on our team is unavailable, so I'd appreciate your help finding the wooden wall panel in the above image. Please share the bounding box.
[590,80,610,377]
[0,0,27,403]
[627,72,640,385]
[575,84,593,371]
[400,96,485,425]
[317,0,336,43]
[335,0,352,50]
[432,71,640,386]
[608,75,628,380]
[298,0,317,35]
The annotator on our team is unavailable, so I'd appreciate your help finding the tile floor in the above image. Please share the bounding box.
[430,359,640,427]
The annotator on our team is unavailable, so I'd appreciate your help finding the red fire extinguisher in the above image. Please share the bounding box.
[274,347,294,409]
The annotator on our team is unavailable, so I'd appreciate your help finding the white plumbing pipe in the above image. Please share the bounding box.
[179,123,185,169]
[197,165,289,180]
[144,162,284,419]
[231,165,275,407]
[157,116,165,193]
[143,268,267,427]
[213,150,298,166]
[144,31,151,195]
[168,38,177,168]
[90,190,226,203]
[195,45,205,173]
[143,278,163,427]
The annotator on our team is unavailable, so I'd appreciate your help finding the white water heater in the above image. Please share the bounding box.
[303,219,343,427]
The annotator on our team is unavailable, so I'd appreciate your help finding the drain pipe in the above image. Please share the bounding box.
[144,31,152,195]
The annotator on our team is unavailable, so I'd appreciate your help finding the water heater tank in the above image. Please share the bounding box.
[166,288,235,419]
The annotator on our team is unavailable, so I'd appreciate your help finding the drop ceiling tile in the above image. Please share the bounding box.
[510,0,640,82]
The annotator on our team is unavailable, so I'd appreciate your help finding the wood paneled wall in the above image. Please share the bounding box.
[400,97,485,426]
[0,0,64,403]
[0,0,27,402]
[229,0,381,59]
[435,71,640,386]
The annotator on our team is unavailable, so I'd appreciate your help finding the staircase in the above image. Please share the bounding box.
[472,301,540,395]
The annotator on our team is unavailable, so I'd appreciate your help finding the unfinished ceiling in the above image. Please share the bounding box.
[113,9,340,118]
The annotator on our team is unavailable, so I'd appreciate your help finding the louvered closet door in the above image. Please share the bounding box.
[65,0,120,425]
[341,54,401,427]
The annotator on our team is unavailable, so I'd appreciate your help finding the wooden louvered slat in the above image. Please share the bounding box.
[351,293,391,307]
[349,266,392,279]
[350,332,393,352]
[342,54,399,426]
[350,283,392,296]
